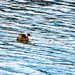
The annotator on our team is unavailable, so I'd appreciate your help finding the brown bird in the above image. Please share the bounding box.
[17,33,31,41]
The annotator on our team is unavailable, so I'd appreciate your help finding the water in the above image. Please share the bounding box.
[0,0,75,75]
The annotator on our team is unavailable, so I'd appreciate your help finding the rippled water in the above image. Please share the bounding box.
[0,0,75,75]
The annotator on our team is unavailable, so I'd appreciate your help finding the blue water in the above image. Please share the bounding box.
[0,0,75,75]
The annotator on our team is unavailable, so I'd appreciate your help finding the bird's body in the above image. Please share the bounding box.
[17,33,31,41]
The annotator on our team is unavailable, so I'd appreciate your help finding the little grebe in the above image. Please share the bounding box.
[17,33,31,41]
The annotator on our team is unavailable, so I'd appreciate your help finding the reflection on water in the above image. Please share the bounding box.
[0,0,75,75]
[17,40,29,44]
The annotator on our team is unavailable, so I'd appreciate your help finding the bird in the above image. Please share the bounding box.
[17,33,31,41]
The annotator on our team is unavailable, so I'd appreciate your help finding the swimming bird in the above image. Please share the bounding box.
[17,33,31,41]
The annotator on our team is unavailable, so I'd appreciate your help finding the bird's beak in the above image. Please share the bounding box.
[28,35,31,37]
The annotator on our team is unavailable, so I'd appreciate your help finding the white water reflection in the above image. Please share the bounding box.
[0,0,75,75]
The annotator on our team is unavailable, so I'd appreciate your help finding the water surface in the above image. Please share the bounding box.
[0,0,75,75]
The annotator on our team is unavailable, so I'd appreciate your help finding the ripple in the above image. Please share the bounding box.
[0,0,75,74]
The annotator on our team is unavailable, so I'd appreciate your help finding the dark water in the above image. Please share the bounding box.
[0,0,75,75]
